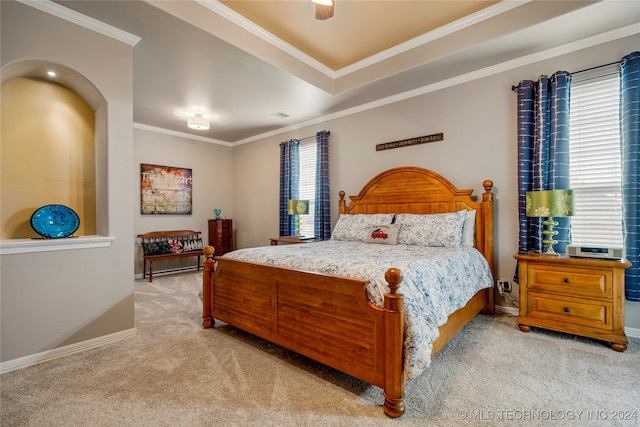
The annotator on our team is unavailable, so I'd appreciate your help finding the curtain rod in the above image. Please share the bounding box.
[510,60,622,92]
[297,131,330,142]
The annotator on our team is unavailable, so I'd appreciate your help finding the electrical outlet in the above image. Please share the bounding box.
[504,281,512,293]
[497,280,512,294]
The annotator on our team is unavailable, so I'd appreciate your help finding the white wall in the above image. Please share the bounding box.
[133,128,234,276]
[232,35,640,330]
[1,1,136,363]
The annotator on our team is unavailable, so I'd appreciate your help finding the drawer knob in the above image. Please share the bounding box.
[563,307,570,313]
[563,277,571,283]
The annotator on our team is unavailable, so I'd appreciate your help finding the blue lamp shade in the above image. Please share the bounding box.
[526,189,574,255]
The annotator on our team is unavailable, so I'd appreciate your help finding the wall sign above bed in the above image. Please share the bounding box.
[375,132,443,151]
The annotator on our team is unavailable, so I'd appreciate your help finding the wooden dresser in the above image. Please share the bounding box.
[208,219,233,257]
[514,253,630,352]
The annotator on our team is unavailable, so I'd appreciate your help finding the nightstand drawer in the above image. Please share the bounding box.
[527,292,612,331]
[528,265,612,299]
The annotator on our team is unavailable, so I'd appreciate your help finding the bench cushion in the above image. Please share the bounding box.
[142,237,204,256]
[142,241,172,256]
[181,238,204,252]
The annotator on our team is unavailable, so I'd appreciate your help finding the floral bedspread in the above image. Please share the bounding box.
[222,240,494,379]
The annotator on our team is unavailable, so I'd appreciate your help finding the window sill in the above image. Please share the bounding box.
[0,235,116,255]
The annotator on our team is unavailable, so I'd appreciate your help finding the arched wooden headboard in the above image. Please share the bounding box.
[338,166,494,275]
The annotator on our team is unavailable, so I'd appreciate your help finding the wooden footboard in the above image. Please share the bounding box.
[202,246,407,417]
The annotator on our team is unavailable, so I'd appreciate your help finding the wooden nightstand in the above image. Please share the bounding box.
[269,236,320,245]
[514,253,631,352]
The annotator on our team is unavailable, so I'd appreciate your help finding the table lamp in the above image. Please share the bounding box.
[526,189,574,255]
[287,199,309,236]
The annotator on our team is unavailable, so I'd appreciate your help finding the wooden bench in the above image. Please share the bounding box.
[138,230,205,282]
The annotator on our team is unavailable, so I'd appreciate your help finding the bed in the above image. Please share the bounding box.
[202,166,495,417]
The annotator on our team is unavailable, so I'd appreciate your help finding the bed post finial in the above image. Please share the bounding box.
[339,190,346,214]
[482,180,494,202]
[384,268,402,294]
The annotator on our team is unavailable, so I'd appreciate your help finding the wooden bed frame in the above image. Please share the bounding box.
[202,166,494,417]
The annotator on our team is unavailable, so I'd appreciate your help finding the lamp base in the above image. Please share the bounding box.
[540,217,561,256]
[541,245,561,256]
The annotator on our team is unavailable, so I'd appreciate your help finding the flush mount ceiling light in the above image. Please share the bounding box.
[187,113,210,130]
[312,0,334,20]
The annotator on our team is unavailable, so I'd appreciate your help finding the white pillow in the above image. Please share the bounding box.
[462,209,476,247]
[331,213,394,242]
[364,224,402,245]
[396,210,467,247]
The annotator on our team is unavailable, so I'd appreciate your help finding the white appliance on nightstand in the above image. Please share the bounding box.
[566,245,625,260]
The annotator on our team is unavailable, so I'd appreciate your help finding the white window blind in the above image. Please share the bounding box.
[298,139,316,237]
[569,72,623,247]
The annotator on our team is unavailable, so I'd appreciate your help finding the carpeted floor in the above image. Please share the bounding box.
[1,272,639,426]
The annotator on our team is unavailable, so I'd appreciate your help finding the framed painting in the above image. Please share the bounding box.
[140,163,192,215]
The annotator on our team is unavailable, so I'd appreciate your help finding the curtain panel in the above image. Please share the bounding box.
[516,71,572,256]
[279,139,300,237]
[620,51,640,301]
[314,131,331,240]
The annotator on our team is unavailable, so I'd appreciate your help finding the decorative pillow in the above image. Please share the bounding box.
[331,213,394,242]
[168,238,184,253]
[396,210,467,247]
[462,209,476,247]
[364,224,401,245]
[181,238,204,252]
[142,240,171,256]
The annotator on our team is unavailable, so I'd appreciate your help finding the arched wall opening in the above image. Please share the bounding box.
[1,60,108,240]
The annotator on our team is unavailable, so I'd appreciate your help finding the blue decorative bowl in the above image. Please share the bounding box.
[30,204,80,239]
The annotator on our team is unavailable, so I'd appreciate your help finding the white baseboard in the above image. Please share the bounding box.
[495,305,519,316]
[0,328,136,374]
[135,265,201,280]
[625,326,640,339]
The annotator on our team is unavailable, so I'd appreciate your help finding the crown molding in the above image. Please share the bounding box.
[18,0,140,46]
[196,0,334,77]
[200,0,527,80]
[233,22,640,146]
[133,123,233,146]
[336,0,527,78]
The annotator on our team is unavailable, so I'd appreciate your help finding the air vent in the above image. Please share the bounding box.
[272,112,290,119]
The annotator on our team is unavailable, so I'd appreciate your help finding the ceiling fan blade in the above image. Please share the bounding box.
[315,3,334,20]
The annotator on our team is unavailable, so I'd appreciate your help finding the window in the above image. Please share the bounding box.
[569,71,623,246]
[298,139,316,237]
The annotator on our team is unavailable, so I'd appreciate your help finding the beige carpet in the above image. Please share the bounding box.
[1,272,639,426]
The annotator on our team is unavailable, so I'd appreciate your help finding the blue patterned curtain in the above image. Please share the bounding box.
[314,131,331,240]
[620,51,640,301]
[279,139,299,236]
[516,72,572,256]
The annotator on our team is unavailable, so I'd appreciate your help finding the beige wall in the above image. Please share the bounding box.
[1,77,96,239]
[133,128,234,276]
[232,34,640,330]
[1,1,135,363]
